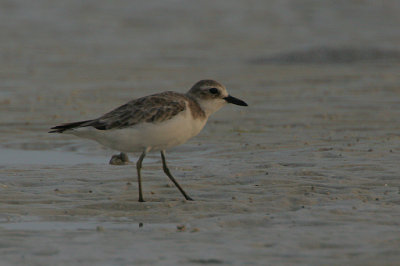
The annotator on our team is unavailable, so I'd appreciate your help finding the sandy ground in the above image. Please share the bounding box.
[1,1,400,265]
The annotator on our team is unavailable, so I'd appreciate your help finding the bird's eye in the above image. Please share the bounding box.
[209,88,219,94]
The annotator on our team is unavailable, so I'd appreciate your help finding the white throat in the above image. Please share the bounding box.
[196,98,227,117]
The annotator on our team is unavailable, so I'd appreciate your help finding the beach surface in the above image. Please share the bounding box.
[1,1,400,265]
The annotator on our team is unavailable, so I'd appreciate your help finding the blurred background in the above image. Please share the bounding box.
[1,1,400,143]
[1,1,400,265]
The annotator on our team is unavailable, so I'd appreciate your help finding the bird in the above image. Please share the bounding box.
[49,80,248,202]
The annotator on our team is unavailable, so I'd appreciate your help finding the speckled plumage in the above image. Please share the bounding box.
[49,79,247,202]
[50,91,205,133]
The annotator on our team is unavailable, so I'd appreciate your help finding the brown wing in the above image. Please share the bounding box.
[87,91,187,130]
[49,92,188,133]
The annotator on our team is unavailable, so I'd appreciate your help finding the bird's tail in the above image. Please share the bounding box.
[49,120,94,133]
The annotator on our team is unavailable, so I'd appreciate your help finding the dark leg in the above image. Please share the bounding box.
[161,150,193,201]
[136,151,147,202]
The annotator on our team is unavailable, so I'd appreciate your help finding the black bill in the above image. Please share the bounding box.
[224,95,248,106]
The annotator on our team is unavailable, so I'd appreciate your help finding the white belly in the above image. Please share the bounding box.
[69,109,207,152]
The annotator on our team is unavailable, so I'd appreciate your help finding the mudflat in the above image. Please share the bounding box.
[1,1,400,265]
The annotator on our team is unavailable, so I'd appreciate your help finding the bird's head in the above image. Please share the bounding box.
[186,79,247,116]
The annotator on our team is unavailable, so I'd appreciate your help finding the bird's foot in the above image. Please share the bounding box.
[185,196,194,201]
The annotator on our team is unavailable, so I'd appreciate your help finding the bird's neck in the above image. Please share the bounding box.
[195,99,225,117]
[185,95,208,119]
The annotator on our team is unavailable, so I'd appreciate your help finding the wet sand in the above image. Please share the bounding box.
[1,1,400,265]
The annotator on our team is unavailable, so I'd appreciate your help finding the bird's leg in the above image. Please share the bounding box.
[160,150,194,201]
[136,151,147,202]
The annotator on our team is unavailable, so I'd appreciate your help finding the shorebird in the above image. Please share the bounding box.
[49,80,248,202]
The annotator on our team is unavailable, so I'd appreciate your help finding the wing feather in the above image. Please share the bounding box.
[88,91,187,130]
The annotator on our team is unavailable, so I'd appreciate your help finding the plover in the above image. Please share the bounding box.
[49,80,248,202]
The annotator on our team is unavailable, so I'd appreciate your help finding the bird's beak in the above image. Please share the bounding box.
[224,95,248,106]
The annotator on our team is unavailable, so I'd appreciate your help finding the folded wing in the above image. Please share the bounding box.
[49,92,187,133]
